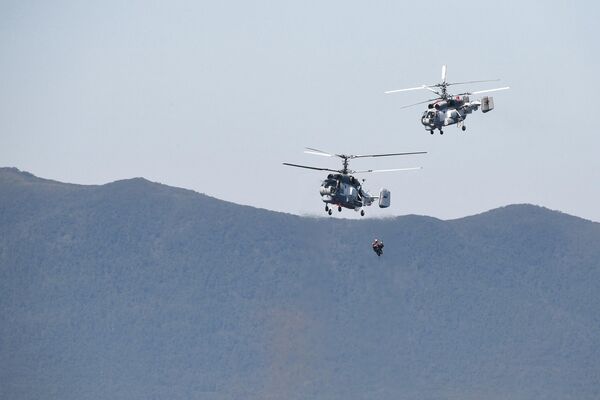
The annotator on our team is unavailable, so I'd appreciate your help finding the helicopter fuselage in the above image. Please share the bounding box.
[420,95,496,133]
[319,174,371,210]
[421,96,480,132]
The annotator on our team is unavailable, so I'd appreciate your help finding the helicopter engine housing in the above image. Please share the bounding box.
[378,188,391,208]
[434,101,448,110]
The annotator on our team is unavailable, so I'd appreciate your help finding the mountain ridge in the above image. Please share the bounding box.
[2,166,595,224]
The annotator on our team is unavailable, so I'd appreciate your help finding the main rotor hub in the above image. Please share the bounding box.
[340,155,351,175]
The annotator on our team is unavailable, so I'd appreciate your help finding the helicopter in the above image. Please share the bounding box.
[283,147,425,216]
[385,65,510,135]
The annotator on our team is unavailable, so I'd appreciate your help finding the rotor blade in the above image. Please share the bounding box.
[446,79,500,86]
[422,86,442,96]
[398,98,439,109]
[282,162,338,173]
[304,147,335,157]
[469,86,510,95]
[352,151,427,159]
[353,167,423,174]
[384,85,428,94]
[441,64,447,83]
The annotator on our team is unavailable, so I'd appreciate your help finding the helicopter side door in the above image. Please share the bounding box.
[448,107,466,125]
[340,182,352,202]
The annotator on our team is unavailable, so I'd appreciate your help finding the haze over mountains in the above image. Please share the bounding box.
[1,167,599,400]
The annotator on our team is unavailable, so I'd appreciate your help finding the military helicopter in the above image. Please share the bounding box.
[385,65,509,134]
[283,147,425,216]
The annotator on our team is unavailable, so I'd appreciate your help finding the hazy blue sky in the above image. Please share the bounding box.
[1,1,599,221]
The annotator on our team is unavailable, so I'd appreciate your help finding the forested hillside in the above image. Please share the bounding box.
[1,167,599,400]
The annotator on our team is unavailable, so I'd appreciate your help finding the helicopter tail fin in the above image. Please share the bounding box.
[481,96,494,113]
[378,189,391,208]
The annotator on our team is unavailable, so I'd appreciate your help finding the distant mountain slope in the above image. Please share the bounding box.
[1,167,599,400]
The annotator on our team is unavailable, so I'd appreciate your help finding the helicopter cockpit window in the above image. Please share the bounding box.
[323,179,337,188]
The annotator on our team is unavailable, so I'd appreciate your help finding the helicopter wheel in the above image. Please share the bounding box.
[430,131,434,135]
[462,126,466,132]
[361,210,365,216]
[325,204,329,212]
[338,206,342,212]
[439,129,444,135]
[328,209,332,216]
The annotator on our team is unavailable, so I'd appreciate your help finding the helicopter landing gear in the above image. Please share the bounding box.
[462,125,466,132]
[325,204,329,212]
[338,206,342,212]
[328,209,332,216]
[439,129,444,135]
[361,209,365,216]
[430,130,434,135]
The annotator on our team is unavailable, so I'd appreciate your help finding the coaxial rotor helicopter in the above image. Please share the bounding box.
[283,147,425,216]
[385,65,510,134]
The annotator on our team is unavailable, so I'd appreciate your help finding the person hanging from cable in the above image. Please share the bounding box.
[372,238,384,257]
